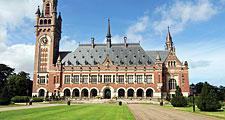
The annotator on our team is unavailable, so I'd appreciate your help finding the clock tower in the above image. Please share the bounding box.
[34,0,62,73]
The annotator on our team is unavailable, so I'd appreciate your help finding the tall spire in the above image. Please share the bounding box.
[166,26,173,51]
[166,26,172,43]
[106,19,111,38]
[106,19,111,48]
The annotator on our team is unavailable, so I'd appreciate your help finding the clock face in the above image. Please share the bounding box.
[42,37,48,45]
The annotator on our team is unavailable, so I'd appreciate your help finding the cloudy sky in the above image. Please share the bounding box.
[0,0,225,86]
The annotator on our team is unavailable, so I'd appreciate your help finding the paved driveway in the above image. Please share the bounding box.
[128,104,222,120]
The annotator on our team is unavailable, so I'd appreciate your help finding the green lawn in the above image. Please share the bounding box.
[0,105,135,120]
[162,105,225,119]
[0,104,25,108]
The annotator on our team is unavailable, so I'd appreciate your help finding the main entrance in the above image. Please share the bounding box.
[104,89,111,99]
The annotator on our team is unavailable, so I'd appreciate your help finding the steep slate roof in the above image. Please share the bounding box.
[61,43,159,66]
[145,50,170,63]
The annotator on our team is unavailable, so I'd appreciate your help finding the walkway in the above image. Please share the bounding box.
[0,103,66,112]
[128,104,222,120]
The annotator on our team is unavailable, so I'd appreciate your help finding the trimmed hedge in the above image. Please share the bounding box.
[32,97,44,102]
[11,96,30,103]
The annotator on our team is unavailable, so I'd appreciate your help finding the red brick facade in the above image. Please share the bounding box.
[32,0,189,99]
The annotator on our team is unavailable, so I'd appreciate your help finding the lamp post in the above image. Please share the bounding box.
[190,85,196,112]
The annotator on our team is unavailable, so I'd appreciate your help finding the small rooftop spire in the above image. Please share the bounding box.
[58,12,62,21]
[35,6,41,15]
[106,19,111,38]
[166,26,172,43]
[156,52,161,63]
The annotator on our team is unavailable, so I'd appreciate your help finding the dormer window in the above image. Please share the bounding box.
[45,3,50,16]
[91,56,93,58]
[125,55,127,58]
[87,50,89,52]
[104,50,106,52]
[99,56,101,58]
[116,56,119,58]
[74,56,76,58]
[134,55,136,58]
[82,56,85,58]
[79,50,81,52]
[143,55,145,58]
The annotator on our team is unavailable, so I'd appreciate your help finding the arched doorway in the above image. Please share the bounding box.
[137,89,143,97]
[39,89,45,97]
[146,89,153,97]
[118,89,125,98]
[127,89,134,97]
[90,89,98,98]
[64,89,71,97]
[81,89,88,98]
[72,89,80,97]
[104,89,111,99]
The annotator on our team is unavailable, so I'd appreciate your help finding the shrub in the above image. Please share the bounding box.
[11,96,30,103]
[32,97,44,102]
[171,86,187,107]
[166,92,171,101]
[197,82,221,111]
[0,86,11,105]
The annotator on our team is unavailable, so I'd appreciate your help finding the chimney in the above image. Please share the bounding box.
[124,37,127,48]
[91,37,95,48]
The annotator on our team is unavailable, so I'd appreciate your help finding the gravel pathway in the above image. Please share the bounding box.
[128,104,222,120]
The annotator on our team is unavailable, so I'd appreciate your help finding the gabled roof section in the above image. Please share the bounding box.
[61,43,154,66]
[145,50,170,64]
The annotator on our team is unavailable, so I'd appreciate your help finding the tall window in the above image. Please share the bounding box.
[40,76,45,84]
[45,3,50,16]
[169,79,177,90]
[91,75,97,83]
[113,75,115,83]
[54,76,56,84]
[137,75,143,83]
[128,75,133,83]
[146,75,153,84]
[64,75,70,84]
[73,75,79,83]
[82,75,88,83]
[118,75,124,83]
[104,75,111,83]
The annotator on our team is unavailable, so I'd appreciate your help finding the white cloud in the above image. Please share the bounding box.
[125,16,149,43]
[0,0,41,78]
[176,40,225,86]
[0,44,35,77]
[152,0,218,33]
[60,36,77,51]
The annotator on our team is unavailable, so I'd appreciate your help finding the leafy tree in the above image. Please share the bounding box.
[171,86,187,107]
[0,64,14,93]
[0,86,11,105]
[197,82,221,111]
[7,71,32,98]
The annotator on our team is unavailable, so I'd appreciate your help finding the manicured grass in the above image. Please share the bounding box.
[0,105,135,120]
[162,105,225,119]
[0,104,25,108]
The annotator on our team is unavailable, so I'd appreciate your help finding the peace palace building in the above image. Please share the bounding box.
[32,0,190,99]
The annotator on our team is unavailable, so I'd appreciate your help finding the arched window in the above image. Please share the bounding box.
[44,19,47,24]
[174,61,176,66]
[169,79,177,90]
[45,3,50,16]
[40,20,43,25]
[48,19,51,24]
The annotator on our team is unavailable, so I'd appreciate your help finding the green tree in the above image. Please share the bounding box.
[197,82,221,111]
[0,64,14,93]
[7,71,32,98]
[171,86,187,107]
[0,86,11,105]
